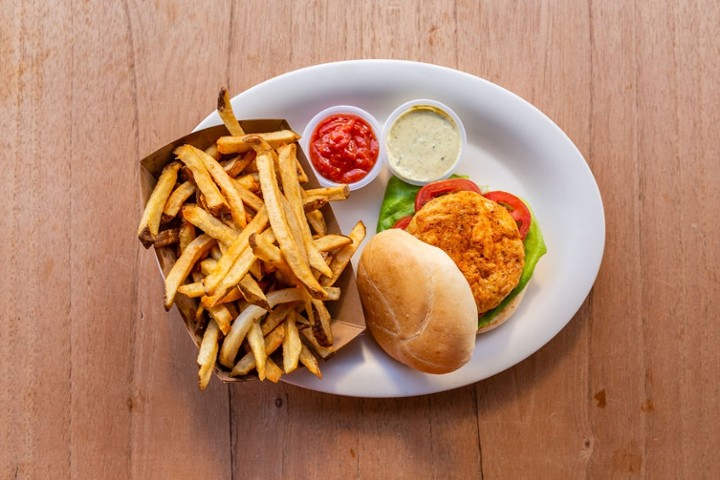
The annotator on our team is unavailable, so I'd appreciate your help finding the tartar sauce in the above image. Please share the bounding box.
[386,106,461,183]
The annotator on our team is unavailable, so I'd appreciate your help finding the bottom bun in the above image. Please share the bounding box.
[476,287,527,333]
[357,229,478,374]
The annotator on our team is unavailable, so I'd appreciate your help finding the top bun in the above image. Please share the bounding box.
[357,229,477,374]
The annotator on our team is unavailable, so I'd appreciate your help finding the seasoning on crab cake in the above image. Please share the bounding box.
[406,190,525,314]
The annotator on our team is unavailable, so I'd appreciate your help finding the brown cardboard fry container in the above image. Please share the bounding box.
[139,119,366,382]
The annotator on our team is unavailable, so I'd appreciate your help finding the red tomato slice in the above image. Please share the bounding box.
[392,215,414,229]
[483,191,531,239]
[414,178,482,211]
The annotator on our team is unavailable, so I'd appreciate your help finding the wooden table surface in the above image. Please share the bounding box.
[3,1,719,478]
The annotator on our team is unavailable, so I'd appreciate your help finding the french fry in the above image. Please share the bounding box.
[197,318,220,390]
[178,219,196,253]
[248,231,299,288]
[306,209,326,236]
[223,151,255,178]
[261,303,297,336]
[283,311,302,373]
[301,287,316,331]
[278,143,333,278]
[181,204,237,246]
[230,323,286,377]
[321,220,366,287]
[217,286,243,304]
[265,286,305,308]
[202,207,269,296]
[162,181,196,223]
[299,344,322,379]
[249,259,263,280]
[164,234,215,310]
[228,351,256,377]
[217,87,245,136]
[224,301,239,319]
[294,153,309,183]
[200,258,218,276]
[201,246,258,308]
[138,161,181,247]
[301,196,329,213]
[208,304,233,335]
[204,143,221,161]
[233,179,264,212]
[210,243,224,260]
[238,274,270,310]
[174,145,227,215]
[153,228,180,248]
[196,191,208,211]
[279,194,309,264]
[196,145,247,228]
[191,270,204,284]
[221,156,241,177]
[300,326,336,360]
[218,304,263,368]
[313,234,352,252]
[216,130,300,154]
[304,185,350,201]
[246,320,267,380]
[264,357,284,383]
[194,306,208,337]
[323,286,341,301]
[235,172,260,192]
[203,227,279,307]
[218,288,303,368]
[250,139,328,299]
[311,298,334,347]
[177,281,205,298]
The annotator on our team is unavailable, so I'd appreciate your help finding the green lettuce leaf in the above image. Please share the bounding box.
[377,176,422,233]
[377,174,468,233]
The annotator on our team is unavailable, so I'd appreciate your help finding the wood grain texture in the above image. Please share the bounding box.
[586,1,647,478]
[1,0,719,478]
[126,2,233,479]
[1,1,74,477]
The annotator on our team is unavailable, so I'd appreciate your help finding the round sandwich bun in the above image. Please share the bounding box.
[357,229,478,374]
[476,286,527,333]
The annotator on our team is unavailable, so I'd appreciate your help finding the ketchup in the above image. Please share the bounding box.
[308,114,379,184]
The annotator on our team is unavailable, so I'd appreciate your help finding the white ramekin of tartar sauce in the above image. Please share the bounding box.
[382,99,466,185]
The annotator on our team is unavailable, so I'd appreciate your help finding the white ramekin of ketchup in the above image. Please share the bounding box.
[301,105,383,190]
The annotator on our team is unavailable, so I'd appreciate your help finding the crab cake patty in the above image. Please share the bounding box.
[406,191,525,314]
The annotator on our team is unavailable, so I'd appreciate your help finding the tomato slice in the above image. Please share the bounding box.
[392,215,414,229]
[414,178,482,211]
[483,191,531,239]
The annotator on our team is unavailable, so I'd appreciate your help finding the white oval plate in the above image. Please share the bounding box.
[196,60,605,398]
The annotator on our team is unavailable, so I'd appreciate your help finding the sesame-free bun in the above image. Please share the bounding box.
[476,286,527,333]
[357,229,477,374]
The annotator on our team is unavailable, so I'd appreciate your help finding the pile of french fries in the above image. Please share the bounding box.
[138,88,365,389]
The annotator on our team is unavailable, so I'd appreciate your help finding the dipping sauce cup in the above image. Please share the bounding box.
[383,99,466,186]
[301,106,383,191]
